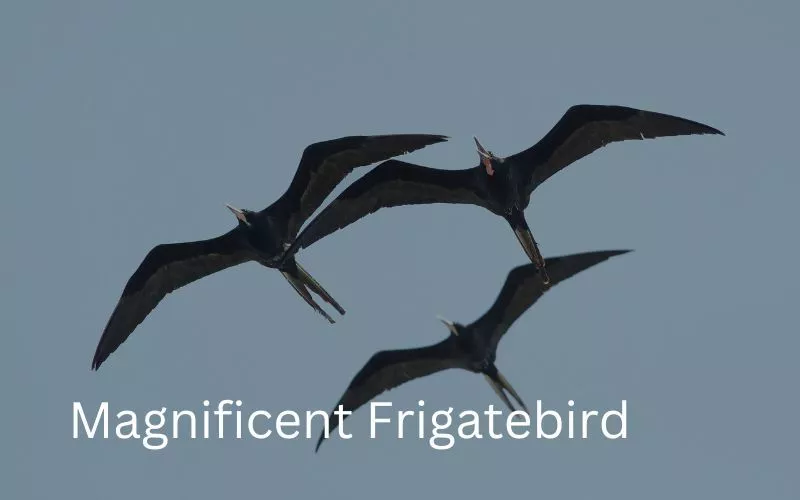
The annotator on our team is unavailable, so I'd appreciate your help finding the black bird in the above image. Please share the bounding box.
[283,105,722,284]
[91,134,448,370]
[315,249,630,452]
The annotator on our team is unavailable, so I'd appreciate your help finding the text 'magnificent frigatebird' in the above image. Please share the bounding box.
[91,134,448,370]
[314,248,631,452]
[283,104,722,284]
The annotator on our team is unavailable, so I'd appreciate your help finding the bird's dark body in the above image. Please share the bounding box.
[475,162,530,217]
[236,211,290,265]
[449,323,496,372]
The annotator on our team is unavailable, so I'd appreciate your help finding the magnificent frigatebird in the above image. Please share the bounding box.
[283,105,722,284]
[91,134,447,370]
[314,249,631,451]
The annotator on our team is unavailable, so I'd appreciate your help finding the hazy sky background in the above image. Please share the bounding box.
[4,1,798,498]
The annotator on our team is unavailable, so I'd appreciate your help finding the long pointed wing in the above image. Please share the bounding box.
[507,104,723,195]
[267,134,448,238]
[470,250,632,351]
[287,159,487,254]
[316,336,467,451]
[92,229,253,370]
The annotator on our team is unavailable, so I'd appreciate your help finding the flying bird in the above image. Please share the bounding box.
[314,248,631,452]
[283,104,722,284]
[91,134,448,370]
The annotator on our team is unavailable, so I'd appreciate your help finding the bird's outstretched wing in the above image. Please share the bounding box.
[507,104,724,195]
[268,134,448,238]
[470,249,632,352]
[286,159,487,255]
[315,336,466,452]
[92,229,253,370]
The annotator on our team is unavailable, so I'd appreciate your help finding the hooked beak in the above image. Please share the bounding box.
[473,136,495,176]
[226,204,248,224]
[437,315,458,336]
[473,136,491,158]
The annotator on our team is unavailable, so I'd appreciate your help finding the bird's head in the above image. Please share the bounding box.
[226,204,255,227]
[437,315,464,336]
[474,136,502,176]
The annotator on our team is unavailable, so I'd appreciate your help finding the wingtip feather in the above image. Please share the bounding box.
[91,348,105,371]
[610,249,634,256]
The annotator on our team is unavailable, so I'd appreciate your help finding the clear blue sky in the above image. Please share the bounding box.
[4,1,798,498]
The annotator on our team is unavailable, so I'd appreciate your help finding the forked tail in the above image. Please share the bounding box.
[294,261,346,315]
[511,221,550,285]
[281,270,336,324]
[484,365,528,413]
